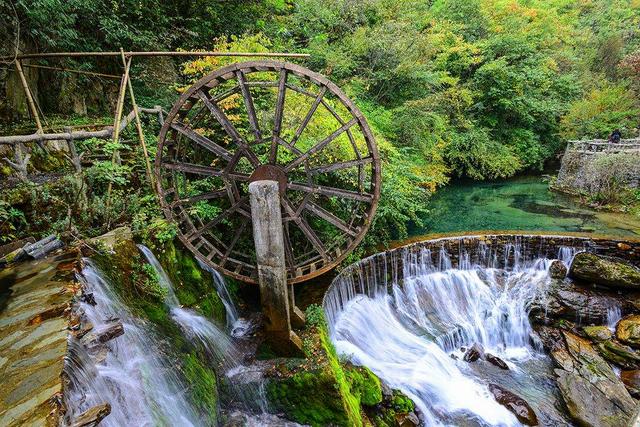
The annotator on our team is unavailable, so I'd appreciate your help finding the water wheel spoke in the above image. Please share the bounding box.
[236,70,262,143]
[309,156,373,175]
[187,199,246,241]
[270,69,288,164]
[163,162,223,176]
[288,181,373,203]
[283,222,295,270]
[275,136,303,156]
[282,198,327,260]
[305,201,359,237]
[290,86,327,146]
[170,189,228,207]
[196,89,261,167]
[285,118,358,172]
[171,123,233,161]
[220,219,248,267]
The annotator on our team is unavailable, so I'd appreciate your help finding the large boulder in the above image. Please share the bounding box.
[551,331,636,427]
[463,343,484,362]
[617,315,640,348]
[595,340,640,370]
[529,279,631,325]
[569,252,640,290]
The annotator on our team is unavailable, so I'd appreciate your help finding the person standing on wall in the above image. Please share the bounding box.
[609,129,622,144]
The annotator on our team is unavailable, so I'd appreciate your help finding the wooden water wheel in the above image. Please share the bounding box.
[155,61,380,284]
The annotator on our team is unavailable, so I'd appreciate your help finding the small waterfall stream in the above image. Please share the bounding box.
[65,260,201,426]
[136,245,270,414]
[325,241,580,426]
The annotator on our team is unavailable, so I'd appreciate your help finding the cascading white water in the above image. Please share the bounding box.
[137,244,239,366]
[137,245,270,414]
[66,260,202,426]
[325,240,580,426]
[196,258,239,328]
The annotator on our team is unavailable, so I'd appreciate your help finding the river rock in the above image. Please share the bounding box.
[549,260,567,279]
[395,411,420,427]
[529,279,631,325]
[487,384,538,426]
[463,343,484,362]
[595,340,640,369]
[71,403,111,427]
[569,252,640,290]
[583,325,613,342]
[621,370,640,398]
[616,315,640,347]
[485,353,509,370]
[81,322,124,347]
[551,331,635,427]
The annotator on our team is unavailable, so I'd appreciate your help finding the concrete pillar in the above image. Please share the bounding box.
[248,180,303,355]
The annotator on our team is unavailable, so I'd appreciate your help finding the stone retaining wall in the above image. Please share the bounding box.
[322,233,640,327]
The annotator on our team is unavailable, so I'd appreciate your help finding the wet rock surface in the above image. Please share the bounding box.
[70,403,111,427]
[549,260,567,279]
[616,315,640,347]
[0,251,77,426]
[621,370,640,398]
[530,278,632,325]
[550,331,636,427]
[569,252,640,290]
[488,384,538,426]
[463,343,484,362]
[485,353,509,370]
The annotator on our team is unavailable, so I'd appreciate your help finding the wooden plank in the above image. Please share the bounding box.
[290,87,326,146]
[309,157,373,174]
[305,201,358,237]
[236,70,262,143]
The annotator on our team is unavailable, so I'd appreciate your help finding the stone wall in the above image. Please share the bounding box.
[555,148,640,195]
[323,233,640,320]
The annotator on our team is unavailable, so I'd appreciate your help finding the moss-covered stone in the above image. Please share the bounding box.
[369,389,416,427]
[569,252,640,290]
[266,308,374,427]
[182,352,219,426]
[145,239,228,324]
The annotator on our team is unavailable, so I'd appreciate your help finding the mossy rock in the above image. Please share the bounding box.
[345,364,383,407]
[569,252,640,290]
[617,315,640,348]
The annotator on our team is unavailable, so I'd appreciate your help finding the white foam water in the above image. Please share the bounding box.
[325,240,581,426]
[65,260,201,426]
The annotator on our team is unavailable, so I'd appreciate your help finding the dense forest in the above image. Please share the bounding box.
[1,0,639,249]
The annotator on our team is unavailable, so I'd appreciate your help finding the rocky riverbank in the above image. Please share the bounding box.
[529,252,640,426]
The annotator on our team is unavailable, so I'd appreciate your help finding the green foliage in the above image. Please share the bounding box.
[305,304,326,328]
[561,83,640,139]
[0,200,26,243]
[345,365,382,407]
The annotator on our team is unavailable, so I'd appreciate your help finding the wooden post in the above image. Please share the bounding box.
[120,51,154,187]
[15,60,44,135]
[248,180,303,355]
[105,50,132,218]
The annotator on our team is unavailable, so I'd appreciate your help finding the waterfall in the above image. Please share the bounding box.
[196,257,239,328]
[325,239,581,426]
[137,244,239,367]
[65,260,201,426]
[137,245,269,413]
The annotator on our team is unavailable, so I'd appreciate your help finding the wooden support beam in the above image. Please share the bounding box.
[121,50,154,188]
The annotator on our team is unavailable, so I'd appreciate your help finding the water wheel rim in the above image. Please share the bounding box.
[155,60,381,284]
